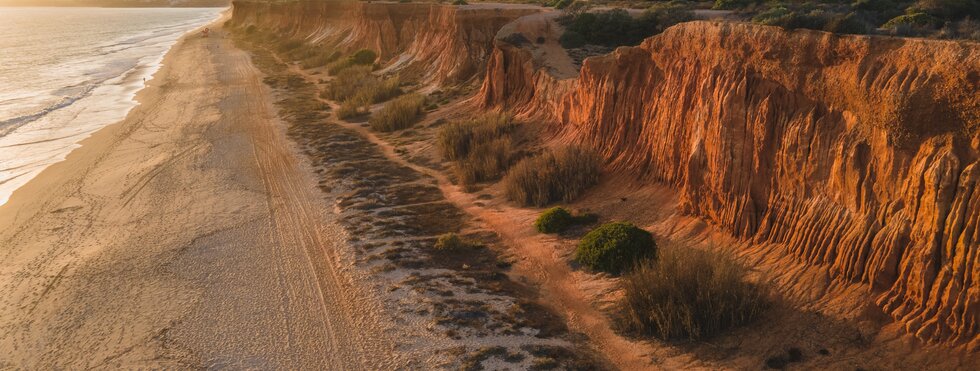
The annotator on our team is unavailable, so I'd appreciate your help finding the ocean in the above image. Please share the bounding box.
[0,7,222,206]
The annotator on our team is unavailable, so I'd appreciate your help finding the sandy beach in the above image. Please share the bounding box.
[0,20,403,369]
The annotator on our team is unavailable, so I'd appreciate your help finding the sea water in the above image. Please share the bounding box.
[0,7,222,207]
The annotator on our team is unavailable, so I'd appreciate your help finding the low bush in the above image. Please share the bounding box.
[616,247,768,340]
[534,207,598,234]
[549,0,574,9]
[324,65,374,101]
[823,12,870,34]
[712,0,756,10]
[454,137,514,184]
[437,113,517,186]
[559,30,587,48]
[503,146,601,207]
[335,95,370,120]
[326,48,377,75]
[348,49,378,65]
[434,232,467,250]
[535,207,575,233]
[355,76,402,104]
[557,5,693,49]
[277,39,303,53]
[301,50,341,69]
[882,12,942,28]
[437,113,512,161]
[575,222,655,275]
[452,0,468,5]
[369,93,426,132]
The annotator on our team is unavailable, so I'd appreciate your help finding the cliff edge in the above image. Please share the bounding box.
[230,0,540,85]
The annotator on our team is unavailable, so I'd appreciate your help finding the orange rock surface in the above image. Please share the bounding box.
[230,0,539,84]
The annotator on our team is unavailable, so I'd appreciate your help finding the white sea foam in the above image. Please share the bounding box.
[0,7,223,207]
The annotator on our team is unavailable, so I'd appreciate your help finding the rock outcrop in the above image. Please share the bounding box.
[230,0,540,84]
[481,20,980,347]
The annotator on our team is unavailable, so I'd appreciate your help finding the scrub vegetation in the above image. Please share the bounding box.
[503,146,601,207]
[616,246,769,340]
[437,113,518,186]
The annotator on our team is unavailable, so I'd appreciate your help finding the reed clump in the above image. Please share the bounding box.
[616,246,768,341]
[335,94,370,120]
[369,93,426,132]
[436,113,516,185]
[503,146,601,207]
[326,48,378,75]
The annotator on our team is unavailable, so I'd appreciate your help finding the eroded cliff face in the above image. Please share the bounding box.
[230,1,540,84]
[482,21,980,347]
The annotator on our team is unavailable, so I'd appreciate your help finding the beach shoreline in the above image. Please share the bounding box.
[0,16,410,369]
[0,7,224,207]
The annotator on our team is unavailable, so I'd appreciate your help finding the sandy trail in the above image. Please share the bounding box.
[322,114,657,370]
[0,22,402,369]
[275,50,654,368]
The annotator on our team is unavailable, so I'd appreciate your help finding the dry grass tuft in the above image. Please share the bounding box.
[437,113,516,185]
[336,94,371,120]
[616,246,768,341]
[503,146,601,207]
[369,93,426,132]
[323,66,374,101]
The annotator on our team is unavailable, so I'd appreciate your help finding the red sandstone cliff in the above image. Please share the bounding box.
[229,1,540,84]
[481,20,980,347]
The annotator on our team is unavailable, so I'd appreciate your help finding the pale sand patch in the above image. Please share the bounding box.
[0,19,421,369]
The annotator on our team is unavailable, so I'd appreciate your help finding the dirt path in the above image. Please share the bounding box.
[0,22,406,369]
[271,45,656,366]
[330,117,658,369]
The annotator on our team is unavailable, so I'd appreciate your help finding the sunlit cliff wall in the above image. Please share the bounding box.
[230,0,539,84]
[480,21,980,347]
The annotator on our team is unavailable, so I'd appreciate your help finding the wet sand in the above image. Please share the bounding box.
[0,21,405,369]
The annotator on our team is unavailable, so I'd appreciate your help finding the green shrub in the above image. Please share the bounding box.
[913,0,980,20]
[559,30,587,48]
[503,146,601,207]
[712,0,754,10]
[434,233,466,250]
[550,0,574,9]
[369,93,426,132]
[616,247,768,340]
[575,222,655,275]
[852,0,899,13]
[824,12,870,34]
[882,12,941,28]
[534,207,598,234]
[326,49,378,75]
[535,207,574,233]
[452,0,468,5]
[277,39,303,53]
[349,49,378,65]
[558,5,693,49]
